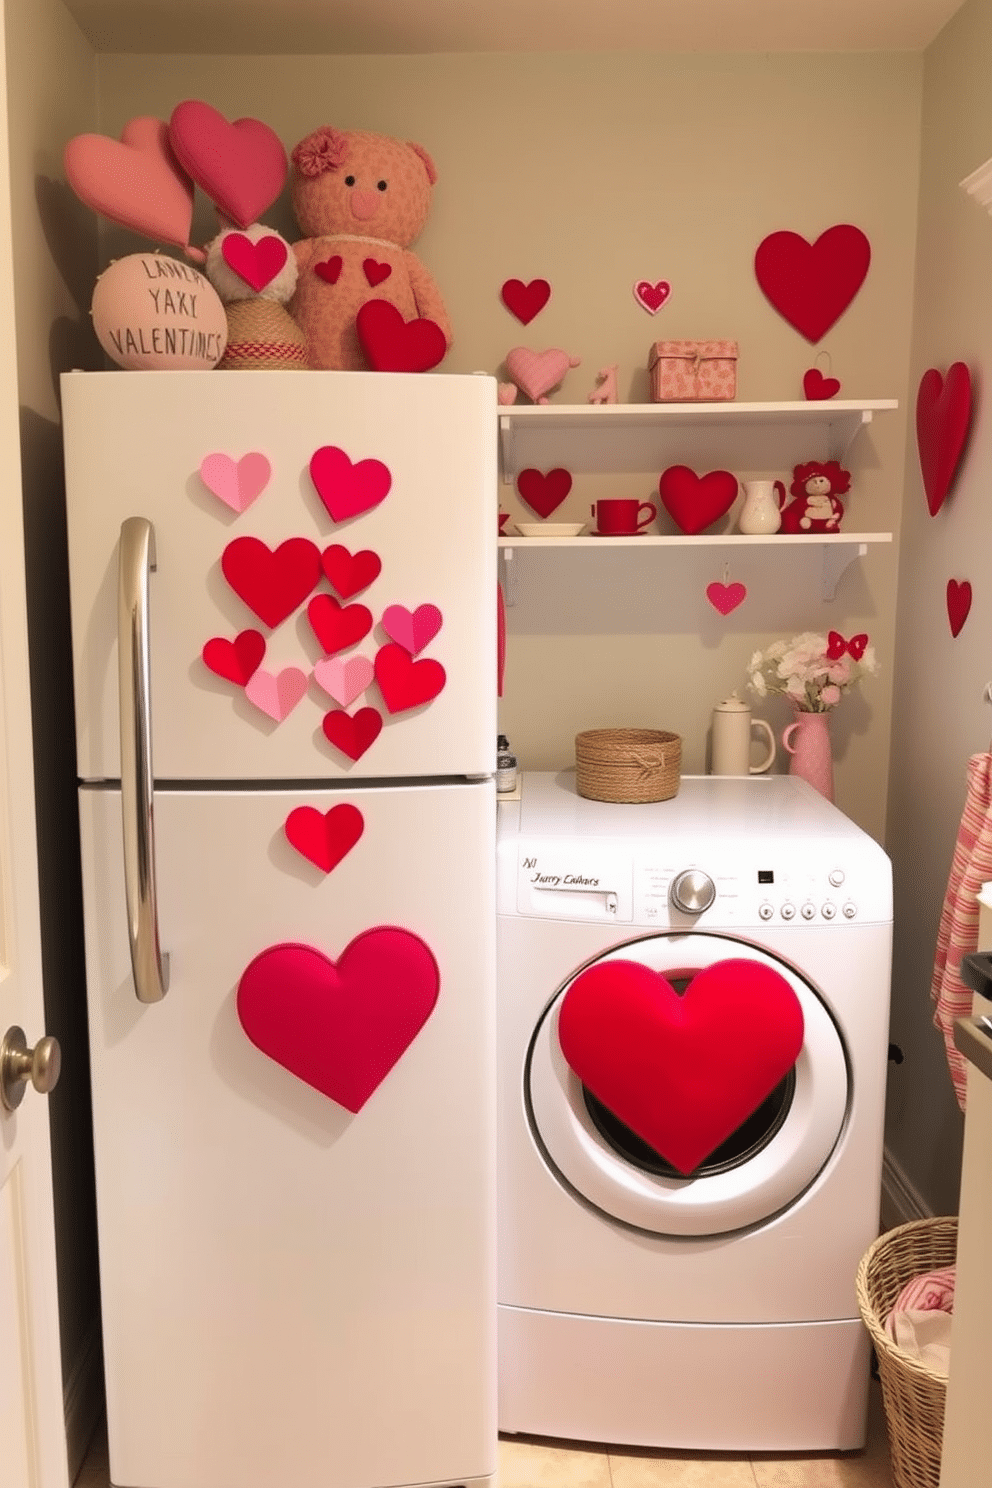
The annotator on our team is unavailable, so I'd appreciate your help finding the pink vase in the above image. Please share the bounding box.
[781,708,834,802]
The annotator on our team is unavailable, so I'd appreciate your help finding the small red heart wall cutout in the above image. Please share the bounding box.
[947,579,972,638]
[356,299,447,373]
[516,467,573,518]
[307,594,373,655]
[381,604,443,656]
[321,707,382,761]
[202,629,265,684]
[285,803,364,873]
[236,929,440,1110]
[558,958,805,1175]
[374,643,446,713]
[916,363,972,517]
[706,581,747,615]
[755,224,871,343]
[802,368,841,400]
[321,545,382,598]
[658,466,739,535]
[501,279,551,324]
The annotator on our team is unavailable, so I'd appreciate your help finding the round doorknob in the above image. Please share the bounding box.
[0,1026,62,1111]
[670,868,716,916]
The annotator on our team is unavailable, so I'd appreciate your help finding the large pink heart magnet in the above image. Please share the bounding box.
[236,929,440,1110]
[64,116,194,249]
[309,446,392,523]
[168,100,287,227]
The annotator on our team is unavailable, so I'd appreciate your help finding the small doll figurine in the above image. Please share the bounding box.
[779,459,851,533]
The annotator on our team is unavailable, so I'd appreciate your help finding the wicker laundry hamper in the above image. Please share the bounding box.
[855,1216,957,1488]
[575,728,681,803]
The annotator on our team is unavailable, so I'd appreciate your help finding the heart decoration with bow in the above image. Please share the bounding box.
[658,465,739,535]
[826,630,868,661]
[284,803,365,874]
[916,363,972,517]
[947,579,972,638]
[516,467,573,519]
[557,957,805,1175]
[356,299,447,373]
[754,224,871,343]
[500,278,551,325]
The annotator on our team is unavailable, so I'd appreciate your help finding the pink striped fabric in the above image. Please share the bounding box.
[931,752,992,1111]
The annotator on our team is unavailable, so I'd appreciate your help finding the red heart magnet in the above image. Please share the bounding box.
[802,367,841,400]
[500,278,551,325]
[309,446,392,523]
[236,929,440,1110]
[916,363,972,517]
[558,958,805,1175]
[285,803,364,873]
[356,299,447,373]
[315,256,343,285]
[754,224,871,343]
[321,707,383,761]
[221,232,289,291]
[321,544,382,598]
[168,101,287,228]
[516,467,573,519]
[381,604,443,656]
[221,537,322,629]
[374,643,446,713]
[947,579,972,638]
[658,466,739,535]
[308,594,373,655]
[706,581,747,615]
[202,629,265,684]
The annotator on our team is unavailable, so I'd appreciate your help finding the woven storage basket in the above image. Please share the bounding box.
[575,728,681,803]
[855,1216,957,1488]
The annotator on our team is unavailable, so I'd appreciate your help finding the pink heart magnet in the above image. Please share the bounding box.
[201,629,266,685]
[168,101,288,228]
[633,279,671,314]
[63,116,194,249]
[199,451,271,513]
[314,655,375,707]
[244,666,310,722]
[381,604,443,656]
[706,581,747,615]
[284,803,365,874]
[220,233,289,291]
[309,446,392,522]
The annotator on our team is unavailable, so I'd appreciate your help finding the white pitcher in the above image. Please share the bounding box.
[710,694,776,775]
[738,479,786,535]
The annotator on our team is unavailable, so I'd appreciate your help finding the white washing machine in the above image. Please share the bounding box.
[497,771,892,1453]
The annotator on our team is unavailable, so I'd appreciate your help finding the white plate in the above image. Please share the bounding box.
[514,522,587,537]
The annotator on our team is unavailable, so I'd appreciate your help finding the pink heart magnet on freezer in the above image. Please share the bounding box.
[309,446,392,522]
[244,667,309,722]
[199,452,271,513]
[63,116,195,249]
[168,101,288,228]
[314,655,375,707]
[381,604,443,656]
[284,803,365,874]
[706,581,747,615]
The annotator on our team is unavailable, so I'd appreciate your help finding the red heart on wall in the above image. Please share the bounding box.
[321,544,382,598]
[658,466,739,535]
[516,467,573,518]
[947,579,972,638]
[236,929,440,1110]
[802,367,841,400]
[356,299,447,373]
[221,232,288,291]
[285,803,364,873]
[221,537,322,629]
[916,363,972,517]
[307,594,373,655]
[309,446,392,522]
[321,706,383,761]
[201,628,265,684]
[558,958,805,1175]
[754,224,871,343]
[501,278,551,324]
[374,643,446,713]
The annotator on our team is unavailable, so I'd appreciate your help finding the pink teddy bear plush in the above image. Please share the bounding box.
[288,125,453,371]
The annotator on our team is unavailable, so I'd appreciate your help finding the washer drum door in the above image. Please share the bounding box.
[527,932,849,1237]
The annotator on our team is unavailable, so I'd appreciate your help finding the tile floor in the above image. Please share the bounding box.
[74,1380,894,1487]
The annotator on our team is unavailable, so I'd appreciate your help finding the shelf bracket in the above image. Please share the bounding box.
[821,542,867,601]
[499,546,518,606]
[499,415,515,485]
[830,409,873,464]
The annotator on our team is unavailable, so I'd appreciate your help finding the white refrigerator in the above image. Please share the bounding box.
[61,370,498,1488]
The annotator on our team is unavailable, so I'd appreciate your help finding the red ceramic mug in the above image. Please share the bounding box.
[591,498,657,534]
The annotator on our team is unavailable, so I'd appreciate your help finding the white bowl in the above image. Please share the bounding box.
[514,522,587,537]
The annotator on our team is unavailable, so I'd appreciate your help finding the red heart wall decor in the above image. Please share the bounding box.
[307,594,373,655]
[557,958,805,1175]
[916,363,972,517]
[321,706,383,761]
[500,278,551,324]
[168,101,288,228]
[221,232,289,292]
[202,629,265,685]
[633,279,671,314]
[516,467,573,519]
[221,537,322,629]
[236,929,440,1110]
[658,466,739,535]
[705,581,747,615]
[356,299,447,373]
[754,224,871,343]
[321,544,382,598]
[802,367,841,400]
[309,446,392,523]
[947,579,972,638]
[285,803,364,873]
[374,643,446,713]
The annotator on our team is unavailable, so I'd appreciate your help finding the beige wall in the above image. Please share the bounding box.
[95,50,923,841]
[885,0,992,1215]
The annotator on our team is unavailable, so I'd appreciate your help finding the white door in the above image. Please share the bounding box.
[0,20,69,1488]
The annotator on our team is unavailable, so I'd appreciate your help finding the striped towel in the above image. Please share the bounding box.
[931,752,992,1110]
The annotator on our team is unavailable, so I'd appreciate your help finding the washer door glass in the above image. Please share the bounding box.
[526,931,849,1237]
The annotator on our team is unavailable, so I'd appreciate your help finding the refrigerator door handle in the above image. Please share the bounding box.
[118,517,170,1003]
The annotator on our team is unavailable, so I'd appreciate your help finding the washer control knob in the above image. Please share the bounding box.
[829,869,845,887]
[821,901,837,920]
[758,902,774,921]
[843,902,858,919]
[780,902,796,921]
[801,902,817,920]
[670,869,716,915]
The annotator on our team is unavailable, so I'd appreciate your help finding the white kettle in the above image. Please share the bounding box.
[710,694,776,776]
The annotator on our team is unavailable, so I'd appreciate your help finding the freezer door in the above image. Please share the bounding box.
[78,780,496,1488]
[63,370,496,782]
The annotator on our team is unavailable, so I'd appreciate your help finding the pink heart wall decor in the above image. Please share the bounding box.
[802,367,841,400]
[221,537,321,629]
[658,466,739,535]
[356,300,447,373]
[284,803,364,873]
[500,278,552,324]
[374,643,446,713]
[309,446,392,523]
[505,347,581,403]
[706,581,747,615]
[558,958,805,1175]
[516,467,573,519]
[321,707,383,761]
[314,655,375,707]
[236,929,440,1110]
[321,545,382,598]
[947,579,972,638]
[633,279,671,314]
[221,233,289,292]
[754,224,871,343]
[199,451,271,513]
[168,100,288,228]
[307,595,373,655]
[201,629,265,685]
[244,666,309,722]
[916,363,972,517]
[381,604,443,656]
[63,116,194,249]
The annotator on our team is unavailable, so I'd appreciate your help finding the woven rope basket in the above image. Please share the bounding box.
[220,300,309,371]
[575,728,681,803]
[855,1216,957,1488]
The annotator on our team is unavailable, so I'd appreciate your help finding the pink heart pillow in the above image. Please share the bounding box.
[168,101,288,228]
[64,116,194,249]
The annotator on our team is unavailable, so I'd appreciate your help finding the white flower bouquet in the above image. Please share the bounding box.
[747,630,878,714]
